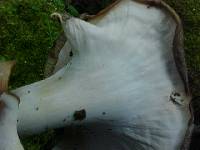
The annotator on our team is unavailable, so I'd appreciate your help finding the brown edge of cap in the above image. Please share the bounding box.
[0,61,20,110]
[159,1,190,96]
[0,61,16,94]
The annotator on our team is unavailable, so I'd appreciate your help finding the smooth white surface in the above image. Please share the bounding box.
[12,0,190,149]
[0,93,24,150]
[54,41,72,73]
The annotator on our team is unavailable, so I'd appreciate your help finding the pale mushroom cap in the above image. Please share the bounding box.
[8,0,191,149]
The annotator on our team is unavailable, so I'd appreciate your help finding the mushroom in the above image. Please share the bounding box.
[0,0,192,149]
[0,93,23,150]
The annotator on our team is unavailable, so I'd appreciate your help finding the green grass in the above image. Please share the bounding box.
[0,0,199,149]
[0,0,65,88]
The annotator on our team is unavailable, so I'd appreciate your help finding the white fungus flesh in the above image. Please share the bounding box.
[8,0,191,149]
[0,93,24,150]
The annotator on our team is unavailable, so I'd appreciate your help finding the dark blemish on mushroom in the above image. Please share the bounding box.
[147,5,151,8]
[63,119,66,122]
[27,90,30,94]
[69,51,73,57]
[170,95,176,102]
[73,109,86,121]
[58,77,62,80]
[174,92,181,97]
[17,119,19,123]
[102,112,106,115]
[170,92,183,106]
[35,107,39,111]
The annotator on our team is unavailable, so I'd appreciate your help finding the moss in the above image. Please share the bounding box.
[0,0,65,88]
[0,0,65,149]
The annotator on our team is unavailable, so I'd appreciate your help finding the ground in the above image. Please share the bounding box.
[0,0,199,149]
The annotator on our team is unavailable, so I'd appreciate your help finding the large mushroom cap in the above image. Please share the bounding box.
[2,0,192,149]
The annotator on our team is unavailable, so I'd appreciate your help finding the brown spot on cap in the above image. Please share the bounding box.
[73,109,86,121]
[174,92,181,96]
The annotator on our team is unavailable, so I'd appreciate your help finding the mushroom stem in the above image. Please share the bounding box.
[0,61,23,149]
[0,93,24,150]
